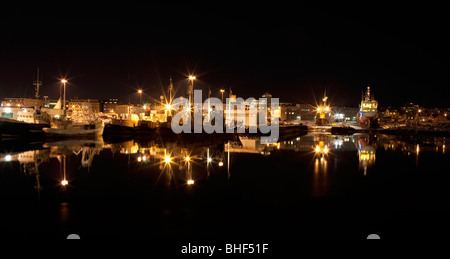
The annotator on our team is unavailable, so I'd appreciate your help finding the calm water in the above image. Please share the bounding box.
[1,133,449,240]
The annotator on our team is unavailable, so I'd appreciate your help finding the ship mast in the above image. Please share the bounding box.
[33,68,43,123]
[34,68,42,99]
[168,76,174,103]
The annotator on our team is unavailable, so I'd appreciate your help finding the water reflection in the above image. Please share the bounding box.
[1,134,449,240]
[226,136,280,156]
[0,133,448,201]
[357,134,377,176]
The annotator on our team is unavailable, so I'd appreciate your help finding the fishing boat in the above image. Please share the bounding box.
[43,98,104,137]
[43,119,104,137]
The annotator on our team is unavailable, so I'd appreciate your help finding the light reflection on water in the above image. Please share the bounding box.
[0,133,449,239]
[0,134,448,200]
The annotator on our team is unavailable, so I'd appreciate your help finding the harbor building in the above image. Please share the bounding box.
[68,99,102,114]
[381,108,400,122]
[280,104,316,122]
[1,97,44,108]
[332,107,359,123]
[102,99,122,113]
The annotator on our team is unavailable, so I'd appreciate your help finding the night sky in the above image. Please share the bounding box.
[1,3,449,108]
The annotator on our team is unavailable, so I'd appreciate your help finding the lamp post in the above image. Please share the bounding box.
[220,89,225,104]
[188,76,196,108]
[138,89,143,106]
[61,79,68,112]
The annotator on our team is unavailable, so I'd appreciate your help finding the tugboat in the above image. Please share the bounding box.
[358,86,379,128]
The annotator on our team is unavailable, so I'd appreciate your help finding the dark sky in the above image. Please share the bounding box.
[1,2,449,107]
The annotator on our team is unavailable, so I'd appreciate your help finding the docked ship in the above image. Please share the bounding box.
[43,100,104,137]
[0,70,50,138]
[0,107,50,138]
[43,119,104,137]
[359,86,379,127]
[0,117,48,139]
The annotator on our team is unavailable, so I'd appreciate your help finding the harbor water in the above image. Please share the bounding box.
[0,133,449,240]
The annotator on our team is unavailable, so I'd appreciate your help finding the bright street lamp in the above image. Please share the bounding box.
[61,79,68,111]
[220,89,225,104]
[164,156,172,164]
[138,89,143,105]
[188,76,196,107]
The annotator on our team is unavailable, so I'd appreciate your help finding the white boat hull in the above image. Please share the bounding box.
[43,126,104,137]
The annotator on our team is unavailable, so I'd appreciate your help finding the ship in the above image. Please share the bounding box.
[0,69,50,138]
[0,117,48,139]
[43,119,104,137]
[43,81,105,137]
[358,86,379,127]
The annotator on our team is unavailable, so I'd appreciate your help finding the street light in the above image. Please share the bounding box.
[220,89,225,104]
[188,76,196,107]
[164,156,172,164]
[138,89,143,106]
[61,79,68,111]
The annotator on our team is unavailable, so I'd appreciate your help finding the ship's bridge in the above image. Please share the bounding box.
[362,101,378,110]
